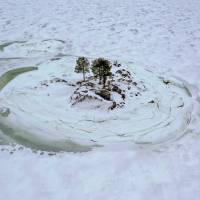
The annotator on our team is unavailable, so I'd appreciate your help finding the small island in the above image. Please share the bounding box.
[0,51,192,151]
[70,57,140,110]
[38,56,144,112]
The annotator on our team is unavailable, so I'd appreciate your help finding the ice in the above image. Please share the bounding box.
[0,0,200,199]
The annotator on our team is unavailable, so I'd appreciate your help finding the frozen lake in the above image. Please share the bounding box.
[0,0,200,199]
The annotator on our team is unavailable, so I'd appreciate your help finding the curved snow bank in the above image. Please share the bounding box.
[0,54,193,152]
[0,39,69,58]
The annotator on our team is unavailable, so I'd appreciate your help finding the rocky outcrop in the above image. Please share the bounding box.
[39,67,141,111]
[95,89,111,101]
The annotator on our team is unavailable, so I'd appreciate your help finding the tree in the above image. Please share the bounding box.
[91,58,112,87]
[75,57,90,81]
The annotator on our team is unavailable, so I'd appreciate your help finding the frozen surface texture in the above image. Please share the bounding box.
[0,54,193,151]
[0,0,200,199]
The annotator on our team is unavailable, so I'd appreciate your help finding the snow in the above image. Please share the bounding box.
[0,0,200,199]
[0,56,193,150]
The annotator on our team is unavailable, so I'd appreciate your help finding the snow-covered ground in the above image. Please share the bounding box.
[0,0,200,199]
[0,54,193,151]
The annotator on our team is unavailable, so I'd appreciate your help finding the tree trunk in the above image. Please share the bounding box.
[83,66,85,81]
[103,76,107,88]
[98,67,101,84]
[99,76,102,84]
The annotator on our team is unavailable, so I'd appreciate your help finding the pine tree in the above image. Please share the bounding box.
[102,62,112,88]
[75,57,90,81]
[91,58,112,87]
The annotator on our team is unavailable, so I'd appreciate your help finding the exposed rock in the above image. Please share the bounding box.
[121,94,125,100]
[113,61,121,67]
[71,93,102,105]
[54,78,68,83]
[109,101,117,110]
[41,78,75,87]
[163,80,171,85]
[116,69,131,78]
[95,89,111,101]
[84,82,95,87]
[133,82,137,86]
[148,100,155,104]
[112,85,122,94]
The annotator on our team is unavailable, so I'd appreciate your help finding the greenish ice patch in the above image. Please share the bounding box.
[0,66,37,118]
[0,66,93,152]
[0,66,38,91]
[0,119,92,153]
[0,41,26,51]
[0,108,10,117]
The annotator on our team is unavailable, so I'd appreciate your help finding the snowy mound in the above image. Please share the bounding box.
[0,41,193,152]
[70,67,137,110]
